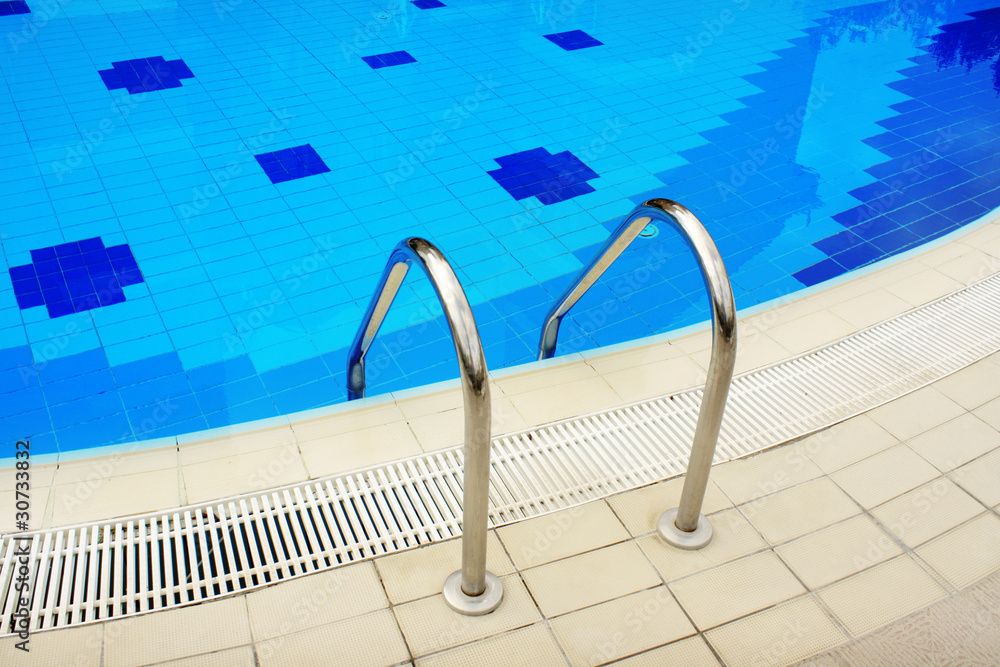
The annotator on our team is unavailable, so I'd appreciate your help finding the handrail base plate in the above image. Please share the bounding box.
[658,508,713,550]
[443,570,504,616]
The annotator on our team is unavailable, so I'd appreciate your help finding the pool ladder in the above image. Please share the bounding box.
[345,199,737,615]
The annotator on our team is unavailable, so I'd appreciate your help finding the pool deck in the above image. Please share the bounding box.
[2,214,1000,664]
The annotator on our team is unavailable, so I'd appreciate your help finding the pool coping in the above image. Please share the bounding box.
[4,205,1000,530]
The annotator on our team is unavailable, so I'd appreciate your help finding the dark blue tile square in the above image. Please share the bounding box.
[0,1,30,15]
[412,0,445,7]
[42,284,70,303]
[37,273,63,290]
[16,237,143,318]
[15,291,44,309]
[9,264,35,281]
[98,56,194,94]
[362,50,416,69]
[59,253,86,270]
[47,301,74,318]
[256,144,329,184]
[34,259,60,275]
[793,259,847,286]
[30,247,55,262]
[488,147,599,205]
[54,241,81,257]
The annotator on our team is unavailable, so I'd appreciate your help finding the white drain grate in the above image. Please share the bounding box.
[3,273,1000,634]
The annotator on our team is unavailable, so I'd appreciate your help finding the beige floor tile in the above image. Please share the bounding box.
[7,460,58,487]
[871,477,985,548]
[292,401,406,440]
[393,574,541,658]
[822,590,1000,666]
[104,597,252,667]
[608,636,720,666]
[178,425,297,466]
[415,622,568,667]
[549,587,695,667]
[0,623,102,666]
[50,468,183,526]
[601,355,706,403]
[830,444,940,509]
[706,596,847,667]
[776,515,901,590]
[606,477,732,537]
[799,415,898,474]
[407,396,523,452]
[154,646,256,666]
[376,533,514,604]
[256,609,409,667]
[867,386,964,442]
[884,268,963,306]
[950,448,1000,507]
[507,376,622,425]
[828,288,912,329]
[497,501,629,570]
[395,387,464,420]
[522,542,661,618]
[817,555,947,637]
[731,333,792,375]
[638,508,767,582]
[711,442,823,505]
[972,393,1000,431]
[246,562,387,641]
[583,341,684,376]
[52,446,178,486]
[905,413,1000,472]
[669,551,806,630]
[933,358,1000,410]
[916,513,1000,590]
[181,443,307,504]
[492,361,596,396]
[933,248,999,285]
[741,477,860,545]
[298,421,422,477]
[765,311,855,355]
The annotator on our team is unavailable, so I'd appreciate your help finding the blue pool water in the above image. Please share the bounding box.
[2,0,1000,455]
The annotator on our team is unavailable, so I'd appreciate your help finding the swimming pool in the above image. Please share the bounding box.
[2,0,999,455]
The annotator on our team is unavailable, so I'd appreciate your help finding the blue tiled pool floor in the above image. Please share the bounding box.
[2,0,1000,454]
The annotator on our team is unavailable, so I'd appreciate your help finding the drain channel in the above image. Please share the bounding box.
[3,272,1000,634]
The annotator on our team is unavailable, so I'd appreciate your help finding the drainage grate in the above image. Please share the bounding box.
[4,273,1000,634]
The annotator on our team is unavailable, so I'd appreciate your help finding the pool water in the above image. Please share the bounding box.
[2,0,1000,455]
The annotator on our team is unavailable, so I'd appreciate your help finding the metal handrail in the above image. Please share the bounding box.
[346,237,503,615]
[537,198,738,549]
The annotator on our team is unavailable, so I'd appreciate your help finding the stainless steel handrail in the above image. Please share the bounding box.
[537,198,738,549]
[346,237,503,615]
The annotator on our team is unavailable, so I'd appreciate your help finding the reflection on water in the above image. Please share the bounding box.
[815,0,954,48]
[929,7,1000,93]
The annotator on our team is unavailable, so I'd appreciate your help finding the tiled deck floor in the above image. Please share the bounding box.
[4,351,999,666]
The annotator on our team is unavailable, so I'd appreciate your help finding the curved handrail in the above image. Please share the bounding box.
[346,237,502,614]
[537,199,738,548]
